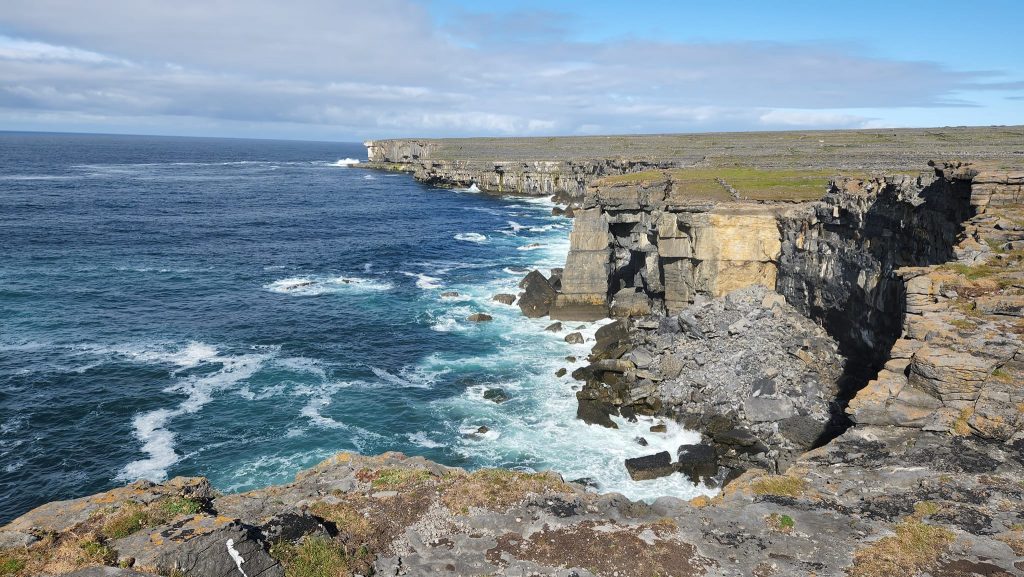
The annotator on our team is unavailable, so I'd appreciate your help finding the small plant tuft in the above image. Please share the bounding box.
[766,513,796,532]
[750,475,807,498]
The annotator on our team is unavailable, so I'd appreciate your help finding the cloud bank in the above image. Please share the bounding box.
[0,0,1020,139]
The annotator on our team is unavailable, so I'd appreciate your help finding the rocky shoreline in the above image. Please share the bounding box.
[2,134,1023,576]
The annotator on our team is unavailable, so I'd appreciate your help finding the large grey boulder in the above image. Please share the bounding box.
[518,270,558,318]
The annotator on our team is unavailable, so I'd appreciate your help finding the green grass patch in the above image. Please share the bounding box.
[369,468,434,488]
[0,558,25,577]
[941,262,1001,280]
[441,469,571,514]
[766,513,796,532]
[99,496,205,540]
[750,475,808,498]
[271,537,351,577]
[849,520,955,577]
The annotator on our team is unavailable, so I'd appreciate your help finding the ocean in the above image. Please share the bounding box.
[0,132,705,524]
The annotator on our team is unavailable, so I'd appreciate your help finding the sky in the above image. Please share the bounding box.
[0,0,1022,141]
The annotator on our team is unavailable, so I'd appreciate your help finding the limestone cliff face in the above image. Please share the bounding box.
[560,162,1023,442]
[847,165,1024,441]
[551,175,788,320]
[364,139,674,198]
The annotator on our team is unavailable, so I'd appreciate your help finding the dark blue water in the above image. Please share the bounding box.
[0,133,703,524]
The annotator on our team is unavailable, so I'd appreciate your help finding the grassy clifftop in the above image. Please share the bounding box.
[376,126,1024,171]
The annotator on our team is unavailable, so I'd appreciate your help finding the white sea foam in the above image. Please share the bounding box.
[407,431,445,449]
[430,318,461,332]
[265,275,392,296]
[465,183,481,192]
[363,174,376,180]
[331,158,361,167]
[454,232,487,243]
[507,221,525,234]
[369,365,445,389]
[117,343,275,482]
[516,243,545,251]
[400,271,442,290]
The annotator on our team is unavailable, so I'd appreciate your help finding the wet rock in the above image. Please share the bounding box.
[555,368,567,377]
[676,443,718,484]
[440,291,460,298]
[576,399,617,428]
[635,437,649,447]
[483,388,509,403]
[492,293,516,305]
[650,423,667,433]
[545,321,563,332]
[564,331,584,344]
[467,313,493,322]
[518,270,558,318]
[624,451,675,481]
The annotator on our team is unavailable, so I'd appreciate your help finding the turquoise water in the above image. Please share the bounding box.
[0,133,704,524]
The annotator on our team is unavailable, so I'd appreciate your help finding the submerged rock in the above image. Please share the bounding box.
[564,331,584,344]
[466,313,493,322]
[483,388,509,403]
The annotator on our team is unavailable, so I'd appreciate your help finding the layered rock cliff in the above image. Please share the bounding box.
[559,163,1022,484]
[364,139,675,198]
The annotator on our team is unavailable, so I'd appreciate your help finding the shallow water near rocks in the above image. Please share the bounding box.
[0,133,711,523]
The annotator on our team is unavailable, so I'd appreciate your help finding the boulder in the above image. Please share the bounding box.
[610,288,653,318]
[625,451,675,481]
[518,270,558,318]
[483,388,509,403]
[493,293,516,305]
[545,321,563,332]
[676,444,718,484]
[576,399,617,428]
[555,368,567,378]
[467,313,493,322]
[564,332,584,344]
[440,291,460,298]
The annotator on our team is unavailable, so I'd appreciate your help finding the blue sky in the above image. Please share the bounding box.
[0,0,1021,140]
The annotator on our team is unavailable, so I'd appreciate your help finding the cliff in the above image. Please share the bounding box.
[3,128,1024,577]
[364,126,1024,199]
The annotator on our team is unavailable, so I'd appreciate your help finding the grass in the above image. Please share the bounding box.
[991,368,1013,383]
[365,468,434,489]
[952,408,975,437]
[270,537,352,577]
[848,520,955,577]
[948,318,977,331]
[750,475,808,498]
[0,559,25,577]
[598,167,865,202]
[941,262,1001,280]
[766,513,796,533]
[99,496,204,540]
[441,469,571,514]
[308,501,372,542]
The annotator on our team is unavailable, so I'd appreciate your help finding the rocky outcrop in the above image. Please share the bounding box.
[5,440,1024,577]
[562,162,1022,486]
[575,285,845,475]
[364,140,676,199]
[846,167,1024,440]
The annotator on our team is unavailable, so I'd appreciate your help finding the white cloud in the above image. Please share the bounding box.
[758,109,871,128]
[0,1,1019,138]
